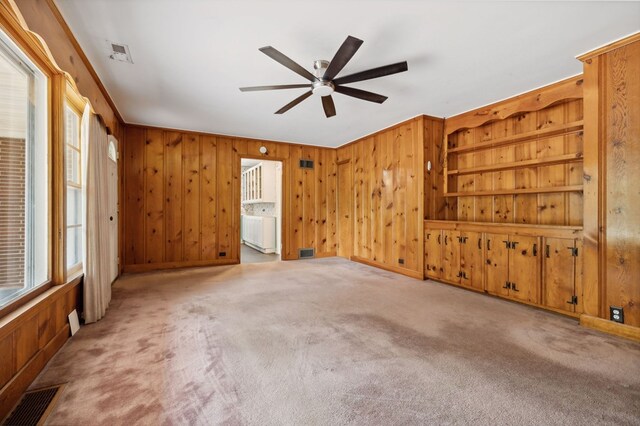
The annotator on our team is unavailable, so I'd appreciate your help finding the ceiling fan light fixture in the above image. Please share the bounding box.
[312,80,334,97]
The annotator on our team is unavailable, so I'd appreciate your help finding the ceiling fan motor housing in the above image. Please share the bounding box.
[312,60,334,96]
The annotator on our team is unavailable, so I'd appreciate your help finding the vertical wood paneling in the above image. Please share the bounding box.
[216,137,233,259]
[302,147,316,250]
[164,132,183,261]
[289,146,304,256]
[124,126,145,265]
[326,149,337,253]
[342,116,436,277]
[603,41,640,327]
[200,136,217,259]
[183,134,201,261]
[144,128,164,263]
[424,116,445,221]
[337,160,352,258]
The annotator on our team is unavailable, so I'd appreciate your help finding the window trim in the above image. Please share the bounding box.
[0,26,52,312]
[63,93,85,274]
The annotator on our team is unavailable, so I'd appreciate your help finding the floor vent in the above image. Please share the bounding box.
[298,248,315,259]
[3,384,65,426]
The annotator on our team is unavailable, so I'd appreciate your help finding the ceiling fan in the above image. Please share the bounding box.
[240,35,408,118]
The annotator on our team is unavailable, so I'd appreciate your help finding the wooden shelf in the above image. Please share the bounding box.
[424,220,583,239]
[444,185,583,197]
[447,153,583,176]
[447,120,583,154]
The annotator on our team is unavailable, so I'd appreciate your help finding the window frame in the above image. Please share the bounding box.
[64,87,86,277]
[0,26,52,312]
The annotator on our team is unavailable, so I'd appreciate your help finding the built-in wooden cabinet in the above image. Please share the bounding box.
[485,233,540,304]
[427,229,484,291]
[425,230,443,279]
[241,161,277,204]
[543,238,583,313]
[425,221,582,316]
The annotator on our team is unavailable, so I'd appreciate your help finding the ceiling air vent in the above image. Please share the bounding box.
[108,41,133,63]
[298,248,315,259]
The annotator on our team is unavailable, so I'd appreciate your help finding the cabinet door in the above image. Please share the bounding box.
[508,235,540,304]
[485,233,510,296]
[544,238,577,312]
[442,230,460,283]
[425,230,443,279]
[460,231,484,291]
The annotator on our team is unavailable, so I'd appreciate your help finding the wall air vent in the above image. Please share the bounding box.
[299,159,314,169]
[107,41,133,63]
[298,248,315,259]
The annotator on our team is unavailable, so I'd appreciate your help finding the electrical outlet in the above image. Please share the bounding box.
[610,306,624,324]
[219,251,226,257]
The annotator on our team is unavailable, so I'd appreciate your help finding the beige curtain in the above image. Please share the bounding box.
[83,108,111,323]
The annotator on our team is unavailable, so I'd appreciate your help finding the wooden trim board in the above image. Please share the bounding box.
[350,256,424,280]
[444,75,583,134]
[580,315,640,342]
[425,220,583,239]
[577,31,640,62]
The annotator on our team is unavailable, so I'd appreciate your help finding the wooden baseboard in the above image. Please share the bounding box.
[580,315,640,342]
[0,324,69,420]
[350,256,424,279]
[123,259,239,273]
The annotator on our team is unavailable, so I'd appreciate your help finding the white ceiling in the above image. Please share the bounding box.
[56,0,640,148]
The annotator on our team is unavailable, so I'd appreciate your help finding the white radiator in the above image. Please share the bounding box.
[241,215,276,253]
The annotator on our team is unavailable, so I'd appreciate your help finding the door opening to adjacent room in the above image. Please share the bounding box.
[240,158,282,263]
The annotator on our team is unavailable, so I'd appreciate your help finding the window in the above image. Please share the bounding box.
[65,104,83,273]
[0,30,49,308]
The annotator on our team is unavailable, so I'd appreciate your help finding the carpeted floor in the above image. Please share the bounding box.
[30,258,640,425]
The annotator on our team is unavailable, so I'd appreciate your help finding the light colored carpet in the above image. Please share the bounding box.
[31,258,640,425]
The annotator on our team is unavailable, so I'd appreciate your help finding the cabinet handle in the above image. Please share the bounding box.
[445,235,448,245]
[511,241,519,249]
[502,281,511,289]
[437,234,441,244]
[512,283,519,292]
[478,238,482,250]
[533,244,537,256]
[503,240,510,249]
[545,245,550,258]
[487,239,491,250]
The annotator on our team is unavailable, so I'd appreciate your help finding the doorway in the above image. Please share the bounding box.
[240,158,282,263]
[107,136,119,281]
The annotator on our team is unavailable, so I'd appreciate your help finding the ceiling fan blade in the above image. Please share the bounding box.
[323,35,364,81]
[240,84,310,92]
[334,86,388,104]
[333,61,408,85]
[321,95,336,118]
[259,46,316,82]
[275,90,313,114]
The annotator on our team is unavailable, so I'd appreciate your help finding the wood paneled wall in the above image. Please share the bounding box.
[336,116,444,279]
[580,34,640,330]
[122,125,337,271]
[0,279,81,419]
[443,77,584,226]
